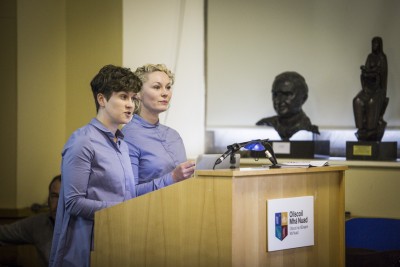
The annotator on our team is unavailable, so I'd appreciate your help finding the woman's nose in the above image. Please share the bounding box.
[161,88,169,96]
[127,99,134,107]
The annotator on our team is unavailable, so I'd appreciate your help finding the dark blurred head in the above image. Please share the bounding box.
[90,64,142,112]
[271,71,308,118]
[371,36,383,54]
[48,175,61,221]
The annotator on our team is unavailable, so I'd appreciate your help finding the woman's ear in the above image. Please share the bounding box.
[135,93,141,100]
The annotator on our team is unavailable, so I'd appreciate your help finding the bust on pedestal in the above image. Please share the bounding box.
[256,71,329,158]
[347,36,397,160]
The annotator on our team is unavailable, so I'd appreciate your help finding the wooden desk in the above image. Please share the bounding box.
[91,165,347,267]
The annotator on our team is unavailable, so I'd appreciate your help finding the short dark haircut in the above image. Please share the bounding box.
[48,174,61,191]
[90,64,142,111]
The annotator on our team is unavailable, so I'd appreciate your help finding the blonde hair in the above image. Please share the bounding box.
[134,63,175,85]
[133,64,175,114]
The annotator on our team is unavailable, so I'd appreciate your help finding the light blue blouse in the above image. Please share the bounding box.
[49,118,136,267]
[122,114,187,196]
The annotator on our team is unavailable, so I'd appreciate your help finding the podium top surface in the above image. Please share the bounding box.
[195,165,348,177]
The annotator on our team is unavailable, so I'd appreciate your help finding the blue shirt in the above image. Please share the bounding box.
[49,118,136,267]
[122,114,187,196]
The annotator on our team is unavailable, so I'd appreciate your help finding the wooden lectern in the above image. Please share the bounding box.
[91,165,347,267]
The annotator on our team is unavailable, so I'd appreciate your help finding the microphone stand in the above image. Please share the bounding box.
[261,140,280,168]
[213,143,245,169]
[213,139,273,169]
[229,152,237,169]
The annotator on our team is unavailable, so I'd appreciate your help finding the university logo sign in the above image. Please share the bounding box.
[275,212,288,241]
[268,196,314,251]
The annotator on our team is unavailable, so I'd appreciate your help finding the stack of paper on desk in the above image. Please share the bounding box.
[279,161,329,168]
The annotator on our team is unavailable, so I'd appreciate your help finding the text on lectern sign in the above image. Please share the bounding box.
[267,196,314,251]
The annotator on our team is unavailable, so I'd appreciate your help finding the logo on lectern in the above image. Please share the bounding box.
[275,212,288,241]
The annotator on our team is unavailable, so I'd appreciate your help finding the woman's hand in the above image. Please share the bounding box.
[171,160,196,183]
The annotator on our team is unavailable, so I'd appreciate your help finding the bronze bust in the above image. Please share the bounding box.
[256,71,319,141]
[353,36,389,141]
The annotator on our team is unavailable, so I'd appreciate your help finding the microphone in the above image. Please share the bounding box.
[214,148,234,166]
[265,149,280,168]
[213,139,274,169]
[265,150,277,165]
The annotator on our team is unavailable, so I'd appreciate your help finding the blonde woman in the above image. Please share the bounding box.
[122,64,195,196]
